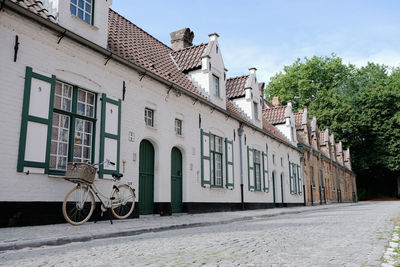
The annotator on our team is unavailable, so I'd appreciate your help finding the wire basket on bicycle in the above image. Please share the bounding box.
[65,162,97,184]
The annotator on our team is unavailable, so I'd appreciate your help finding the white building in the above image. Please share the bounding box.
[0,0,303,226]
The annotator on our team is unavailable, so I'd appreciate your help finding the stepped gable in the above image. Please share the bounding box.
[226,75,249,99]
[170,43,208,72]
[263,119,289,143]
[263,106,286,125]
[9,0,57,22]
[226,100,250,122]
[294,111,303,129]
[108,9,202,97]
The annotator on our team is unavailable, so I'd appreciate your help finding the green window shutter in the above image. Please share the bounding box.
[98,93,121,178]
[297,164,302,194]
[17,67,56,173]
[293,163,297,194]
[289,161,294,194]
[262,152,269,192]
[200,129,211,187]
[225,138,234,189]
[247,146,255,191]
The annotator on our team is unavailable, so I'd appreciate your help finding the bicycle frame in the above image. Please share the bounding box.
[76,180,120,210]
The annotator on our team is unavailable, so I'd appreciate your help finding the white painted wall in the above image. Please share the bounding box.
[187,35,227,110]
[232,69,263,129]
[57,0,112,48]
[0,9,303,207]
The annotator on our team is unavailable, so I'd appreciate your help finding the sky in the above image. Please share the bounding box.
[110,0,400,83]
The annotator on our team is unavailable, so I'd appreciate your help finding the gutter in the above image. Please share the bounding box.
[238,123,244,210]
[3,0,301,152]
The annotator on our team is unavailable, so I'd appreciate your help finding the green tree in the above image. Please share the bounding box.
[266,57,400,198]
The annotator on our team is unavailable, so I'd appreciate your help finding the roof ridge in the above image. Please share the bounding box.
[109,8,173,51]
[170,43,208,53]
[226,74,249,81]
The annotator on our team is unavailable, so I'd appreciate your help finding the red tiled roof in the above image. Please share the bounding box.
[9,0,57,22]
[263,106,286,125]
[294,112,303,129]
[226,75,249,99]
[170,43,207,72]
[108,9,202,97]
[263,99,274,109]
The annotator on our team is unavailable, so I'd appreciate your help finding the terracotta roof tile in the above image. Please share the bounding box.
[263,99,275,109]
[263,106,286,125]
[294,112,303,129]
[170,44,207,72]
[108,9,202,97]
[10,0,57,22]
[226,75,249,99]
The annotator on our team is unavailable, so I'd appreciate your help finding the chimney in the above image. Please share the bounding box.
[311,115,317,132]
[302,106,308,125]
[208,32,219,41]
[272,96,281,106]
[170,28,194,51]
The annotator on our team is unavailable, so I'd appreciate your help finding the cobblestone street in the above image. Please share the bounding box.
[0,201,399,266]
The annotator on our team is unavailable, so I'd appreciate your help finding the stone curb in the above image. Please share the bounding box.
[0,203,358,252]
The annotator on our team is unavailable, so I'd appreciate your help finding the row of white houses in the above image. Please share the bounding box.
[0,0,344,226]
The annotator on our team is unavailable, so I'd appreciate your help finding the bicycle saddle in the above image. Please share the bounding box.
[112,173,123,180]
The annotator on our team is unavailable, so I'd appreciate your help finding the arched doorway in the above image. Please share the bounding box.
[171,147,183,213]
[139,140,154,215]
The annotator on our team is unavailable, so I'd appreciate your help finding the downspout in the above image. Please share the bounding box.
[238,123,244,210]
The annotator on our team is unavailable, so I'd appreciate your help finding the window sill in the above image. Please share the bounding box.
[176,134,184,138]
[70,14,99,30]
[146,125,157,131]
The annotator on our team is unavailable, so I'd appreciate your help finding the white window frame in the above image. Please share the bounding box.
[145,108,154,127]
[70,0,94,24]
[175,119,182,136]
[213,74,220,97]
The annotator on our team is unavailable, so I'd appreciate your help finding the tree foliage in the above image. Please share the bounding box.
[266,57,400,198]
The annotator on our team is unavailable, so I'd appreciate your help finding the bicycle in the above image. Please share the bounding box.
[62,160,136,226]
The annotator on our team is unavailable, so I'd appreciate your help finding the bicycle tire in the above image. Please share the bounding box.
[110,184,135,219]
[62,185,95,226]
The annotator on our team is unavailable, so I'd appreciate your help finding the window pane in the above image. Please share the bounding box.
[73,119,92,163]
[50,113,70,170]
[77,102,86,116]
[78,9,84,19]
[70,4,76,15]
[85,3,91,12]
[78,0,84,8]
[71,0,77,4]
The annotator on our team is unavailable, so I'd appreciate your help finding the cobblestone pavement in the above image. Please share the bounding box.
[0,201,399,267]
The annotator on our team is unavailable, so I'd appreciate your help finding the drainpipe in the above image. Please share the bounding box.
[238,123,244,210]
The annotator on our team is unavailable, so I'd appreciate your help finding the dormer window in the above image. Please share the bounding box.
[253,102,259,120]
[213,74,220,97]
[70,0,93,24]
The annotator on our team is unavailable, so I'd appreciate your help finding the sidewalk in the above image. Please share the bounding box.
[0,203,357,252]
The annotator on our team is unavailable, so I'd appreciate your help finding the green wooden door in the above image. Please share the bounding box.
[171,147,183,213]
[139,140,154,215]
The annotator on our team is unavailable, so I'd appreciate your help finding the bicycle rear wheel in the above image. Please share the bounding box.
[62,185,95,226]
[110,184,135,219]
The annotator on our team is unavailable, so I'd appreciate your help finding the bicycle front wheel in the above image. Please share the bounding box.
[62,185,95,226]
[111,184,135,219]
